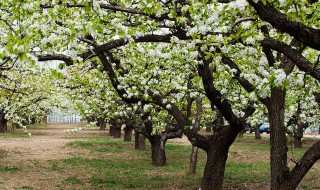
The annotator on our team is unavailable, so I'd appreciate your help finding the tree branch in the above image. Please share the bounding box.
[247,0,320,50]
[261,38,320,82]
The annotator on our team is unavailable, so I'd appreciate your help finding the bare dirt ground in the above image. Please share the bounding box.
[0,122,107,190]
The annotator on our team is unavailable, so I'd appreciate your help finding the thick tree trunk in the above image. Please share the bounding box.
[189,145,198,174]
[150,135,166,166]
[134,132,146,150]
[201,144,230,190]
[113,126,121,138]
[200,127,239,190]
[0,111,7,133]
[269,87,290,190]
[109,125,115,136]
[123,126,133,141]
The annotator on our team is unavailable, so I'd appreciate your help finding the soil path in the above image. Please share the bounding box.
[0,122,104,190]
[0,123,87,161]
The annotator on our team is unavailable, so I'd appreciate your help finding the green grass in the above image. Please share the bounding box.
[0,166,20,172]
[0,132,29,139]
[2,134,319,189]
[225,161,270,182]
[26,123,47,129]
[63,175,84,185]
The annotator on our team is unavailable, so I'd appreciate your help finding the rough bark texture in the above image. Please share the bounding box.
[189,145,198,174]
[247,0,320,50]
[269,87,290,190]
[134,131,146,150]
[123,126,133,141]
[0,111,7,133]
[201,127,239,190]
[150,135,167,166]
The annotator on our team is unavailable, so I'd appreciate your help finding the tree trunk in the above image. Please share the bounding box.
[293,136,302,148]
[238,129,246,137]
[199,126,240,190]
[123,126,133,141]
[109,125,115,136]
[189,145,198,174]
[201,144,230,190]
[150,135,166,166]
[269,87,290,190]
[255,124,261,140]
[293,122,305,148]
[0,111,7,133]
[134,132,146,150]
[97,118,106,130]
[113,126,121,138]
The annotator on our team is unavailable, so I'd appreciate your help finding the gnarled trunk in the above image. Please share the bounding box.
[200,127,239,190]
[134,131,146,150]
[200,129,239,190]
[123,126,133,141]
[149,135,166,166]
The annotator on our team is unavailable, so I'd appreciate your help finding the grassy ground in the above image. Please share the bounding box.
[52,136,319,189]
[1,126,319,190]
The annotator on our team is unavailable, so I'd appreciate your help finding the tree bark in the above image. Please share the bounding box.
[134,131,146,150]
[0,111,7,133]
[109,125,115,136]
[199,126,240,190]
[189,145,198,174]
[109,119,116,136]
[123,126,133,141]
[113,126,121,138]
[269,87,290,190]
[149,135,167,166]
[293,122,307,148]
